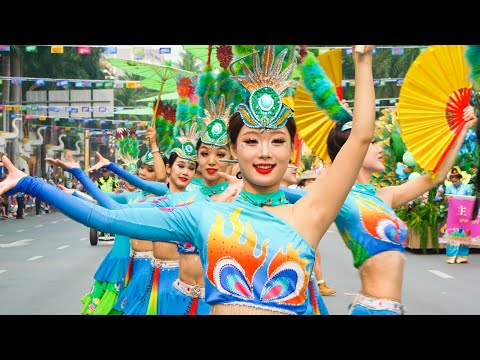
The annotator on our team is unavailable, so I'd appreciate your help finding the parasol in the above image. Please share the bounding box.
[182,45,220,69]
[293,49,345,162]
[397,45,472,177]
[107,58,194,129]
[136,93,179,103]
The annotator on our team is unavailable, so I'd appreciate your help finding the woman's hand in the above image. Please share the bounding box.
[145,126,158,149]
[0,154,27,195]
[46,151,81,170]
[87,151,111,173]
[57,183,74,195]
[463,105,478,131]
[211,171,243,203]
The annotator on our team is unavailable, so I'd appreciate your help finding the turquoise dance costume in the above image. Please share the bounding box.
[283,183,408,315]
[11,178,317,315]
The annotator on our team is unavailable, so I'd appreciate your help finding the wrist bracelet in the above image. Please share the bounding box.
[151,148,160,154]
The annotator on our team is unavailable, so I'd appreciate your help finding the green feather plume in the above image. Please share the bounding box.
[300,52,351,123]
[155,118,175,155]
[196,68,216,117]
[466,46,480,90]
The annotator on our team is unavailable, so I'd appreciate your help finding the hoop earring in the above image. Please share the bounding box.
[236,171,242,179]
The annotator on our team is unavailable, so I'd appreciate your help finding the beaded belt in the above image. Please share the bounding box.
[130,250,153,258]
[173,278,205,298]
[151,258,179,268]
[350,293,406,315]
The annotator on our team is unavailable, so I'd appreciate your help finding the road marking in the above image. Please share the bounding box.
[429,270,454,279]
[344,292,358,296]
[27,256,43,261]
[50,221,58,224]
[16,229,25,233]
[80,237,87,241]
[34,224,44,228]
[0,270,7,275]
[0,239,34,248]
[57,245,69,250]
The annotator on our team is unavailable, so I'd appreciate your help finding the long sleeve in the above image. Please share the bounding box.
[8,176,201,248]
[106,162,168,196]
[281,186,307,204]
[67,167,125,209]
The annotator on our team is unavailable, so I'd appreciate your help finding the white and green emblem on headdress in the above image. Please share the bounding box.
[116,128,140,174]
[171,123,200,162]
[231,45,298,130]
[199,95,232,147]
[141,149,155,166]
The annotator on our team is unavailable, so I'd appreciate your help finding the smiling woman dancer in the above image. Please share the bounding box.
[0,45,376,315]
[283,105,477,315]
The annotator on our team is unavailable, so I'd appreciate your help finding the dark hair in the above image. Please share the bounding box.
[327,124,351,161]
[449,173,462,181]
[168,151,198,169]
[228,111,297,146]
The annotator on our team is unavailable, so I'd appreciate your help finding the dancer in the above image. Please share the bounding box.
[445,167,474,264]
[0,45,376,315]
[283,103,477,314]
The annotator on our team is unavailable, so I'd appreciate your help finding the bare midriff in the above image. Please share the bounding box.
[130,238,153,252]
[152,241,179,261]
[179,253,204,286]
[210,304,291,315]
[359,250,405,302]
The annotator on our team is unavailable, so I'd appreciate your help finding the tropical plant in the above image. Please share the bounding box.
[173,51,202,73]
[395,186,447,253]
[300,153,316,172]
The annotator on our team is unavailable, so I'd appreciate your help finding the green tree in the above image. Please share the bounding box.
[173,51,202,73]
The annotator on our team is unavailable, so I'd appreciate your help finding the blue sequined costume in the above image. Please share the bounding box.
[12,177,318,315]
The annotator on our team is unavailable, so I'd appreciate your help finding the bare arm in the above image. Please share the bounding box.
[379,105,478,208]
[145,125,167,182]
[293,45,376,244]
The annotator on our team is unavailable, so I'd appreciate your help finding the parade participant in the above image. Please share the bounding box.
[46,148,156,315]
[0,45,376,315]
[124,126,199,315]
[283,104,477,314]
[445,167,473,264]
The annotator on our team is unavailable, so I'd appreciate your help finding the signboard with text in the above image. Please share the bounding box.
[440,195,480,245]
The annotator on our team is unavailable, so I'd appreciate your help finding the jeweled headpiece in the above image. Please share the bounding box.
[116,128,140,174]
[199,95,232,147]
[231,45,298,130]
[171,123,200,162]
[141,149,154,166]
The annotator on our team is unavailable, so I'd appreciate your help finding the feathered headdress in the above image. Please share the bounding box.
[141,149,154,166]
[116,128,140,174]
[171,123,201,162]
[199,95,232,147]
[299,52,351,123]
[195,48,240,147]
[230,45,298,130]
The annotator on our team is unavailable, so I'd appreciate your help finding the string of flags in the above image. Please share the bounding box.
[0,45,173,60]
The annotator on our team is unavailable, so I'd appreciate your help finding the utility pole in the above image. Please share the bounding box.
[84,129,90,172]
